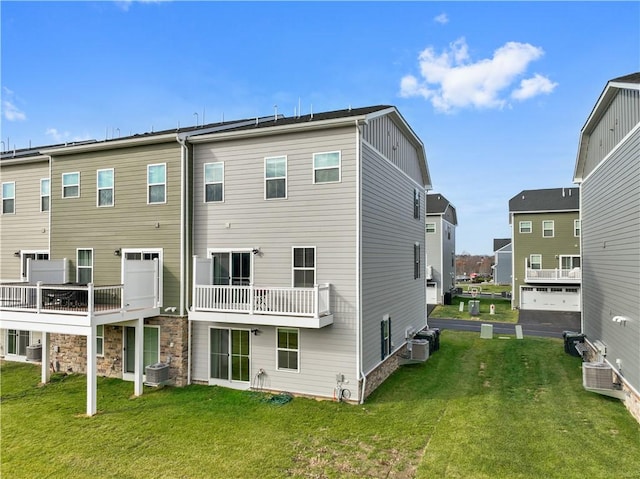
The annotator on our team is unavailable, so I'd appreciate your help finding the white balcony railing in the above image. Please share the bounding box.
[1,282,126,316]
[192,284,331,318]
[525,267,581,283]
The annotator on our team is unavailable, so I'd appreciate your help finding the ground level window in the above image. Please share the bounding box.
[96,325,104,356]
[277,328,299,371]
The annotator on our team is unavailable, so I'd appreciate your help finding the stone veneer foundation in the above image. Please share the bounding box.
[48,315,188,386]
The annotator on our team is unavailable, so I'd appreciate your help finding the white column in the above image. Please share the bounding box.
[41,333,50,384]
[86,324,97,416]
[134,317,144,396]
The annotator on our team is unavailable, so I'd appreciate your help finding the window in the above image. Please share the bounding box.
[529,254,542,270]
[414,243,421,279]
[204,162,224,202]
[519,221,532,233]
[414,189,421,219]
[40,179,50,212]
[97,168,114,207]
[426,223,436,234]
[147,164,166,204]
[77,249,93,284]
[21,251,49,279]
[62,172,80,198]
[574,219,581,237]
[542,220,554,238]
[313,151,340,183]
[560,255,581,270]
[96,325,104,356]
[265,156,286,199]
[381,315,391,360]
[293,247,315,287]
[7,330,30,356]
[2,182,15,214]
[277,328,299,371]
[143,326,160,369]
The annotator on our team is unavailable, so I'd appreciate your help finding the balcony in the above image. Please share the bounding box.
[190,283,333,328]
[525,267,581,284]
[0,282,160,330]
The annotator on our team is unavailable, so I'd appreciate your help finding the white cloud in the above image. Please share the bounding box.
[2,87,27,121]
[399,37,556,112]
[434,13,449,25]
[46,128,68,142]
[512,73,558,100]
[115,0,169,11]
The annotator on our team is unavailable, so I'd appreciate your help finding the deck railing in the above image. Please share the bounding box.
[193,283,331,318]
[0,282,124,316]
[525,267,581,283]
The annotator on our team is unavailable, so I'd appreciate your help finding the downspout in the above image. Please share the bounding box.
[510,214,515,310]
[177,134,191,384]
[355,118,367,404]
[576,180,584,334]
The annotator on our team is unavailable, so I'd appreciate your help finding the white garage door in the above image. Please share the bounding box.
[426,283,438,304]
[520,286,580,312]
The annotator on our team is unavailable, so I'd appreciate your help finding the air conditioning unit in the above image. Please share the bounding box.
[26,343,42,362]
[145,363,169,385]
[582,362,624,399]
[409,339,429,362]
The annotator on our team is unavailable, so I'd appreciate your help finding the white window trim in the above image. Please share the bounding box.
[529,254,542,270]
[62,172,80,199]
[559,255,581,269]
[276,327,300,373]
[519,221,532,234]
[147,163,167,205]
[40,178,50,212]
[121,248,164,307]
[20,250,49,281]
[96,324,105,357]
[2,181,16,214]
[204,162,224,203]
[97,168,115,207]
[207,326,253,385]
[426,222,436,234]
[76,248,93,284]
[264,156,287,200]
[542,220,554,238]
[312,150,341,184]
[574,219,581,237]
[291,246,316,288]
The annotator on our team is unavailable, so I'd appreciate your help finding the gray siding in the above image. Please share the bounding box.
[362,115,423,185]
[426,215,443,297]
[582,88,640,175]
[191,127,360,399]
[494,245,512,285]
[361,142,426,374]
[0,160,50,280]
[441,219,456,293]
[581,127,640,391]
[49,142,183,309]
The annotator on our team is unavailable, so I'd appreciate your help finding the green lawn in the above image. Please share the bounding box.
[429,297,518,322]
[2,332,639,478]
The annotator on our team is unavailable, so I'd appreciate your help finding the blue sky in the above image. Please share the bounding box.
[2,1,639,254]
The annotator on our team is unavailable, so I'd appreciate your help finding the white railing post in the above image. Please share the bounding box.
[313,284,319,319]
[36,281,43,313]
[88,283,95,314]
[249,284,255,314]
[192,256,197,311]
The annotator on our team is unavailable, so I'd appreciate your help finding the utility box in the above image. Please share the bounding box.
[468,300,480,316]
[26,343,42,362]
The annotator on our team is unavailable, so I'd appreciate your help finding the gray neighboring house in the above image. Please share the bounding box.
[573,72,640,423]
[425,194,457,304]
[492,238,512,285]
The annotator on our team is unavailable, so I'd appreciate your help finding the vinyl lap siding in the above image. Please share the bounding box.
[191,127,359,398]
[0,160,50,280]
[426,216,443,289]
[361,142,426,374]
[581,129,640,391]
[49,142,183,308]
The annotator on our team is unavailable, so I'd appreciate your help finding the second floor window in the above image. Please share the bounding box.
[519,221,532,233]
[265,156,286,199]
[77,248,93,284]
[97,169,114,207]
[148,164,166,204]
[62,172,80,198]
[40,179,50,212]
[313,151,340,183]
[542,220,554,238]
[414,243,421,279]
[2,182,15,214]
[204,162,224,202]
[414,189,421,219]
[426,223,436,234]
[293,247,315,287]
[574,219,581,237]
[529,254,542,270]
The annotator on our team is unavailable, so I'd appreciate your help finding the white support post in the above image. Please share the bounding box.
[36,281,43,313]
[41,333,51,384]
[134,316,144,397]
[313,284,319,319]
[86,324,97,416]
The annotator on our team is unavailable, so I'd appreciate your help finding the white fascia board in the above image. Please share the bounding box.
[41,133,177,156]
[0,154,50,166]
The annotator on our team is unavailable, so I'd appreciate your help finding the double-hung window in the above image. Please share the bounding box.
[574,219,581,237]
[414,189,421,219]
[313,151,340,183]
[2,182,15,214]
[265,156,286,199]
[426,223,436,234]
[40,179,50,212]
[414,243,421,279]
[542,220,554,238]
[97,168,114,207]
[529,254,542,270]
[96,325,104,356]
[147,164,166,204]
[77,248,93,284]
[293,247,315,287]
[519,221,532,234]
[204,162,224,202]
[277,327,299,371]
[62,172,80,198]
